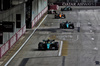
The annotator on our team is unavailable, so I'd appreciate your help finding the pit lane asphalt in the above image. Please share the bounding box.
[7,6,100,66]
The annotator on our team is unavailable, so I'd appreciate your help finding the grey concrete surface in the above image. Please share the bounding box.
[7,6,100,66]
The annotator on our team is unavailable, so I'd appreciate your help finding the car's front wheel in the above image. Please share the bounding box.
[54,42,59,50]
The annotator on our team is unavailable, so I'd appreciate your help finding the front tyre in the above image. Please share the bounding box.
[54,42,59,50]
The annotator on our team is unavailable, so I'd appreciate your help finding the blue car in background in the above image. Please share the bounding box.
[38,39,59,50]
[61,6,72,11]
[60,21,74,29]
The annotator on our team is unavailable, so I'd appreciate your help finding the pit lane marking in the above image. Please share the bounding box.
[58,41,63,56]
[61,41,68,56]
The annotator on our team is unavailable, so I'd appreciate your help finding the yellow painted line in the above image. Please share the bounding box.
[48,35,57,40]
[61,41,68,56]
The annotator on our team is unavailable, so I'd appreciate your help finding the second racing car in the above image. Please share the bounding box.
[48,9,57,14]
[61,6,72,11]
[38,39,59,50]
[55,13,66,19]
[60,21,74,29]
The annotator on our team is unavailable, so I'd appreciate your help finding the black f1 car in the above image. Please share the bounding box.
[38,39,59,50]
[48,9,57,14]
[55,13,66,19]
[61,6,72,11]
[60,21,74,29]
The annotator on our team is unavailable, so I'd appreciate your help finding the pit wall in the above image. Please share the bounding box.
[0,0,48,58]
[0,3,26,44]
[0,26,26,58]
[0,3,26,58]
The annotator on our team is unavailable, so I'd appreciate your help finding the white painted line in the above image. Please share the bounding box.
[58,41,63,56]
[4,15,48,66]
[72,35,79,42]
[76,35,79,41]
[91,37,94,40]
[94,47,98,50]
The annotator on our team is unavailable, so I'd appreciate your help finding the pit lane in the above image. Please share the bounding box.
[6,6,100,66]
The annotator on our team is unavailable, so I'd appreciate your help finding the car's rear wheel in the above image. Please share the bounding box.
[38,42,43,50]
[60,24,63,28]
[70,8,72,11]
[64,15,66,18]
[54,42,59,50]
[61,8,63,11]
[55,15,57,18]
[54,11,56,14]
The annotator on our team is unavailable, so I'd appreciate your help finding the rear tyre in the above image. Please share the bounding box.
[38,42,43,50]
[54,11,56,14]
[54,42,59,50]
[64,15,66,18]
[72,26,74,29]
[70,8,72,11]
[61,8,63,11]
[60,24,63,28]
[55,15,57,18]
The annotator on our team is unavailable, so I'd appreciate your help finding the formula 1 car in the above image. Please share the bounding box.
[55,13,66,19]
[38,39,59,50]
[48,9,57,14]
[60,21,74,29]
[61,6,72,11]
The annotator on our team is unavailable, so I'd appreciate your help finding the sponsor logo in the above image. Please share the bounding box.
[53,2,95,6]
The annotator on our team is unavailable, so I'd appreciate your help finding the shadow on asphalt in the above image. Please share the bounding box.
[37,28,74,33]
[31,49,58,51]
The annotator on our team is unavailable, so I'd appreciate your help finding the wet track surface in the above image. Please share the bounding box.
[8,6,100,66]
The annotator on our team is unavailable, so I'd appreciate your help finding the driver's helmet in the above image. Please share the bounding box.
[47,39,50,42]
[48,41,50,43]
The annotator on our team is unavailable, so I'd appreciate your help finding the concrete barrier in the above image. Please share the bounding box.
[48,5,59,10]
[0,41,10,58]
[0,25,26,58]
[0,4,48,59]
[9,34,17,48]
[32,6,48,28]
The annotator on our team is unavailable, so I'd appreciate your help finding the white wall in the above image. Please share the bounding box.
[0,3,26,44]
[32,0,47,22]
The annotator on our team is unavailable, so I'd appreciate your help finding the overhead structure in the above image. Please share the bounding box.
[48,0,99,3]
